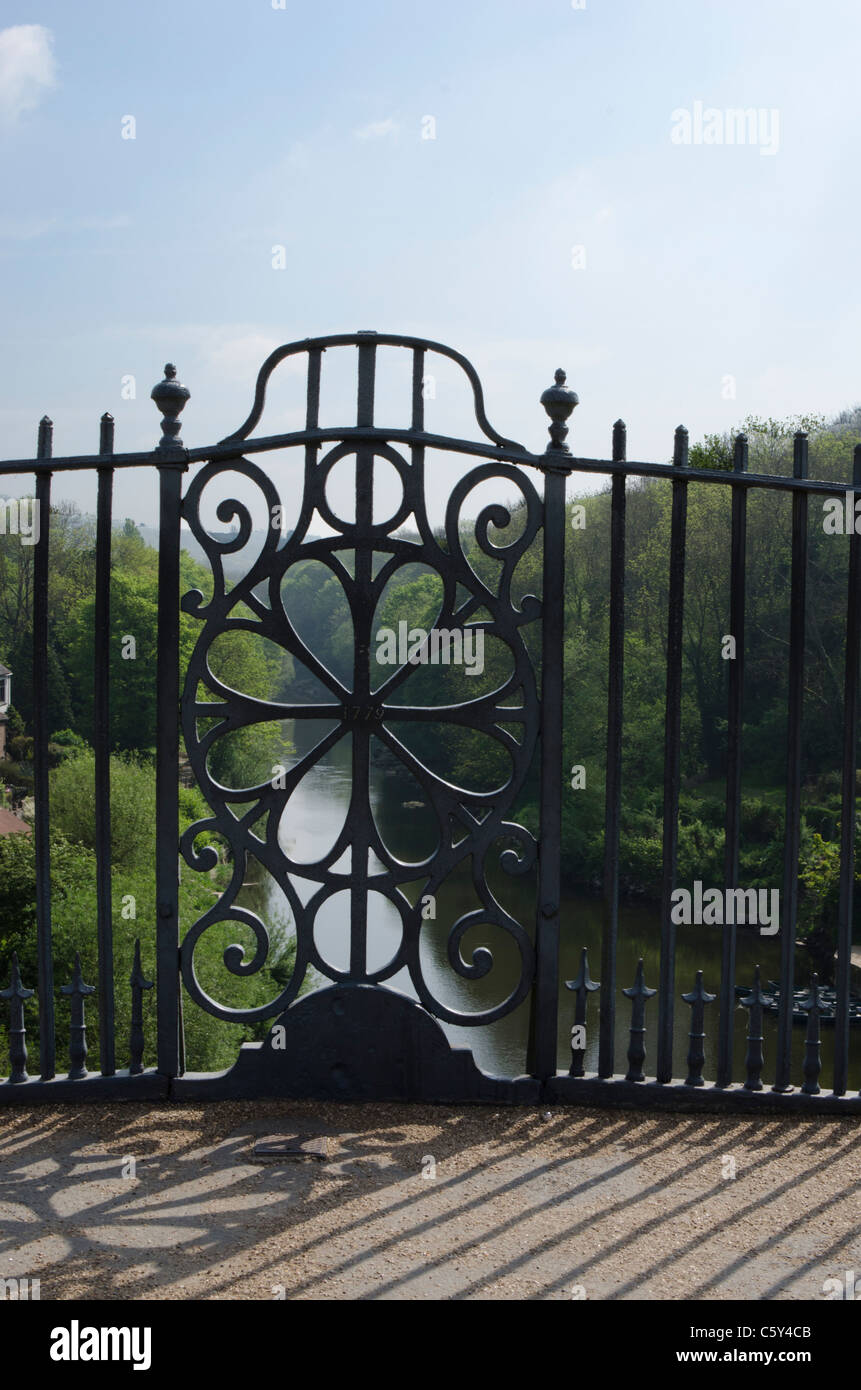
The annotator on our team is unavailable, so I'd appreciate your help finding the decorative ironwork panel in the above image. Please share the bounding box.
[6,328,861,1111]
[178,336,542,1034]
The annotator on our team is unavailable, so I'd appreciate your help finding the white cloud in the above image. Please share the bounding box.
[353,118,398,141]
[0,25,56,125]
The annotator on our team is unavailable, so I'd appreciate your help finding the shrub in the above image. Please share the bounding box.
[0,828,298,1074]
[49,751,156,870]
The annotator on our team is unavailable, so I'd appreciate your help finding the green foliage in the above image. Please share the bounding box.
[0,799,298,1075]
[50,751,157,870]
[49,727,89,760]
[0,757,28,786]
[5,706,25,740]
[63,569,170,752]
[202,627,293,790]
[689,433,734,472]
[690,415,827,474]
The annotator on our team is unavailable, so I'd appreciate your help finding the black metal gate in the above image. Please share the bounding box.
[1,330,860,1112]
[174,333,552,1101]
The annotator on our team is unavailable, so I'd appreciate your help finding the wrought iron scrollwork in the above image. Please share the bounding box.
[178,336,542,1028]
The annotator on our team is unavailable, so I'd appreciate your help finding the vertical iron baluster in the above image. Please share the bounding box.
[528,370,577,1080]
[129,938,153,1075]
[60,953,94,1080]
[303,345,323,521]
[799,973,822,1096]
[657,426,688,1083]
[304,346,323,548]
[306,346,322,431]
[682,970,716,1086]
[718,432,749,1087]
[624,957,657,1082]
[95,413,115,1075]
[412,346,425,433]
[775,431,808,1092]
[152,365,189,1079]
[356,330,376,426]
[741,964,766,1090]
[565,946,599,1077]
[599,420,626,1078]
[835,447,861,1095]
[349,337,377,979]
[1,954,33,1084]
[34,415,55,1079]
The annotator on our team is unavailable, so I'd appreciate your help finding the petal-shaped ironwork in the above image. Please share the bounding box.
[179,341,541,1028]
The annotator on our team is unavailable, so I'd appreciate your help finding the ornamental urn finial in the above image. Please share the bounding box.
[151,363,190,453]
[540,368,578,453]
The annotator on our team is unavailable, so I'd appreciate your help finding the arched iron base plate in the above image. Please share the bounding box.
[172,985,541,1103]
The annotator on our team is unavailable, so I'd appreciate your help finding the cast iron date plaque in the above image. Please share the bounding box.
[341,704,384,723]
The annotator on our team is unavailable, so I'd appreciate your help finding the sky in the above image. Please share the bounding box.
[1,0,860,529]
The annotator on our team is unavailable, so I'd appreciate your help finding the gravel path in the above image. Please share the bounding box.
[1,1102,859,1300]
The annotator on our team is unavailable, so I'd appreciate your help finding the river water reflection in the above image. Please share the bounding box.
[248,722,858,1088]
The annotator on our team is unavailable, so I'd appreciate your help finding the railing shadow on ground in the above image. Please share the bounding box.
[0,1102,858,1300]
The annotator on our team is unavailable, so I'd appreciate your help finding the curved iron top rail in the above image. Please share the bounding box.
[219,330,525,451]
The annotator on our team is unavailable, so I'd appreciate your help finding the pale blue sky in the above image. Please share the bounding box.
[1,0,859,526]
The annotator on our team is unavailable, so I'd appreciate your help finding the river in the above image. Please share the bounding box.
[238,720,857,1088]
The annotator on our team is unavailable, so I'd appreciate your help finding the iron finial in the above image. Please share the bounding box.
[1,952,33,1084]
[566,946,600,1078]
[799,973,822,1096]
[682,970,716,1087]
[151,363,190,453]
[540,368,578,454]
[623,958,657,1083]
[37,415,53,459]
[740,964,766,1091]
[61,952,95,1080]
[673,424,689,468]
[129,938,154,1075]
[99,411,115,456]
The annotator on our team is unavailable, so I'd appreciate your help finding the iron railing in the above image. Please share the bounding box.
[0,331,858,1111]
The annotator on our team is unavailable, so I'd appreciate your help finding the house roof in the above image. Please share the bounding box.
[0,664,10,676]
[0,808,28,836]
